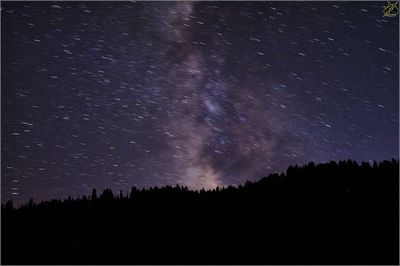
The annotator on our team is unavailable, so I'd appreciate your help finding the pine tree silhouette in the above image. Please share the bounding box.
[1,159,398,265]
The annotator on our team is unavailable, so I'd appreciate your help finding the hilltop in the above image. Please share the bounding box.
[2,159,399,264]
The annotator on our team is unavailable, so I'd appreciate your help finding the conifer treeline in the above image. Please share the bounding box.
[2,159,399,264]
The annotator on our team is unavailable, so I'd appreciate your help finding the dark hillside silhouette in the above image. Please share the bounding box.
[2,159,399,265]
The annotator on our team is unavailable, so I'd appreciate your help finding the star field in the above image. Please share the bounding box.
[2,1,399,204]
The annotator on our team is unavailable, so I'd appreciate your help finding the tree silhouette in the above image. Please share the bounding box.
[1,159,398,265]
[91,188,97,200]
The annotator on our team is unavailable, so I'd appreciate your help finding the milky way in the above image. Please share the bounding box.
[2,1,399,204]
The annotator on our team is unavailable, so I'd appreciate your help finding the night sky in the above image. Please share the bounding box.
[2,1,399,205]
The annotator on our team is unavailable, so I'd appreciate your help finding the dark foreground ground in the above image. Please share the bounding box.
[2,159,399,265]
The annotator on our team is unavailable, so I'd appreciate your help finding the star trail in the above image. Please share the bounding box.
[2,1,399,205]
